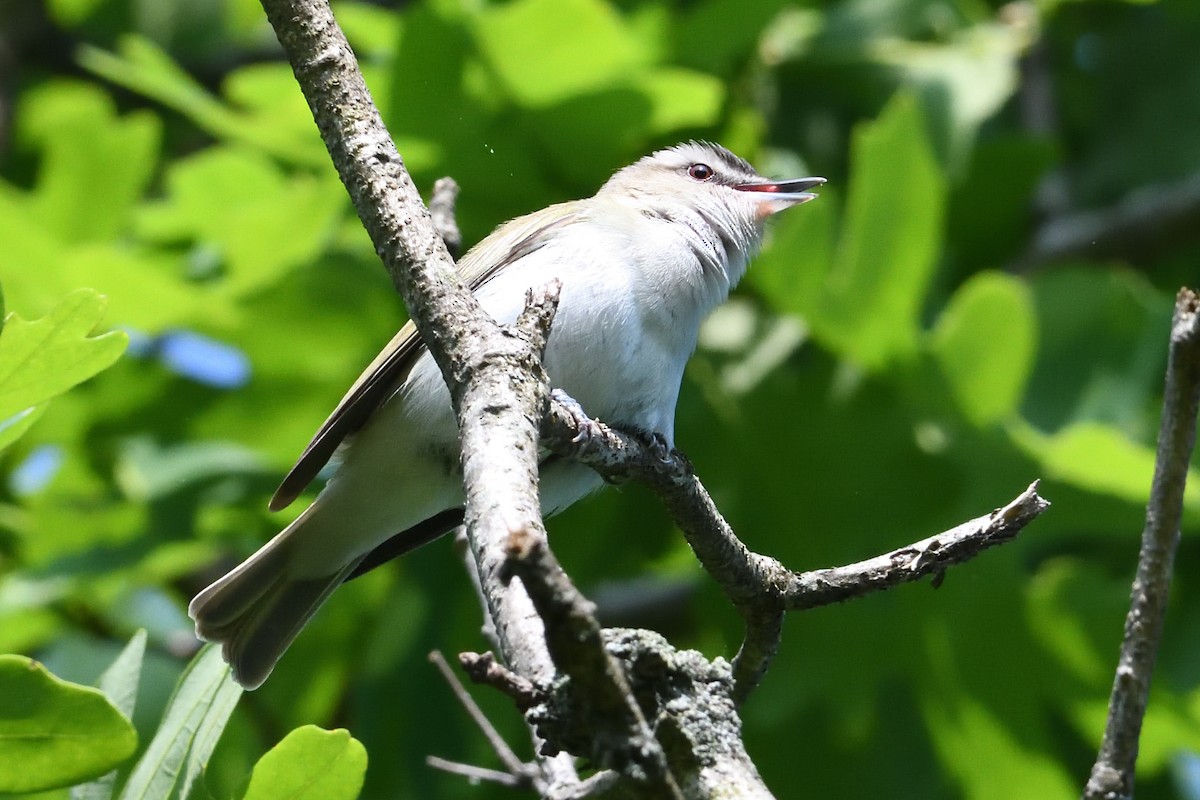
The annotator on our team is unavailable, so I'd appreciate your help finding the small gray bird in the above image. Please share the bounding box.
[189,141,824,688]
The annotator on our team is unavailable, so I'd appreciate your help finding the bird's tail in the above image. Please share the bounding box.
[188,507,359,690]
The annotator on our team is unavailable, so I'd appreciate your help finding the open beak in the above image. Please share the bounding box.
[735,177,827,215]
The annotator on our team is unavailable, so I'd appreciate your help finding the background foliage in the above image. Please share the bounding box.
[1,0,1199,797]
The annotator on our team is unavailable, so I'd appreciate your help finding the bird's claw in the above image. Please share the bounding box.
[550,389,605,446]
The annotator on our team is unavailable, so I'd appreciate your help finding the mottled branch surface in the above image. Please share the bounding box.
[1084,288,1200,800]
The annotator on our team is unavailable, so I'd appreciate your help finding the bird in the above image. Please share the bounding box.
[189,141,825,688]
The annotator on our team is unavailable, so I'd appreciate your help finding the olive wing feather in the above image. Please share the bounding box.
[268,206,581,511]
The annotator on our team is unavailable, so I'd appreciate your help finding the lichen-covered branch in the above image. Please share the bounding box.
[1084,288,1200,800]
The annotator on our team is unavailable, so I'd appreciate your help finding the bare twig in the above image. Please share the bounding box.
[429,650,533,783]
[1084,288,1200,800]
[430,176,462,259]
[459,651,540,710]
[1015,173,1200,270]
[426,756,527,788]
[783,481,1050,609]
[256,0,588,791]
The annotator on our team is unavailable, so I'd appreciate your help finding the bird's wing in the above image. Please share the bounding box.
[269,206,581,511]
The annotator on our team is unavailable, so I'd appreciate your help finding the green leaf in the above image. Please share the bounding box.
[473,0,650,107]
[78,37,326,168]
[930,272,1037,426]
[920,685,1078,799]
[0,288,127,426]
[870,25,1024,170]
[0,405,47,453]
[136,148,344,297]
[1012,421,1200,510]
[812,92,946,369]
[117,645,242,800]
[0,654,137,792]
[72,630,148,800]
[749,184,837,317]
[242,726,367,800]
[18,80,160,244]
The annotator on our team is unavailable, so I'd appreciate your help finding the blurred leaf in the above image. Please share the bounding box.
[334,1,399,59]
[117,645,242,800]
[811,92,947,368]
[0,405,47,453]
[71,630,148,800]
[633,68,725,134]
[948,135,1058,272]
[1013,420,1200,510]
[1023,266,1172,436]
[115,438,266,502]
[748,185,837,315]
[136,148,343,297]
[17,80,160,244]
[0,289,127,444]
[242,726,367,800]
[0,654,137,792]
[871,25,1025,170]
[673,0,791,73]
[930,271,1037,425]
[921,683,1078,799]
[473,0,649,107]
[78,37,327,168]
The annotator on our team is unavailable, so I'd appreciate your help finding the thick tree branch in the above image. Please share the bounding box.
[1084,288,1200,800]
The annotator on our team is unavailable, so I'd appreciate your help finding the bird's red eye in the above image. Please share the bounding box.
[687,163,714,181]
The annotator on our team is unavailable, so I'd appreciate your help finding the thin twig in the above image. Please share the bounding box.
[1015,173,1200,270]
[1084,288,1200,800]
[426,756,527,788]
[459,651,540,710]
[428,650,532,781]
[783,481,1050,609]
[430,176,462,259]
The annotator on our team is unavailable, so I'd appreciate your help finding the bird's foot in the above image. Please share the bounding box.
[550,389,608,446]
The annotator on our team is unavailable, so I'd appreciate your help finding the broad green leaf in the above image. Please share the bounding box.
[1012,420,1200,510]
[0,405,47,453]
[921,685,1078,800]
[136,148,343,297]
[870,25,1024,170]
[18,80,160,244]
[749,184,837,316]
[78,37,325,167]
[72,630,148,800]
[930,272,1037,426]
[242,726,367,800]
[473,0,650,107]
[815,92,946,368]
[633,68,724,134]
[0,289,127,420]
[117,645,242,800]
[0,655,137,792]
